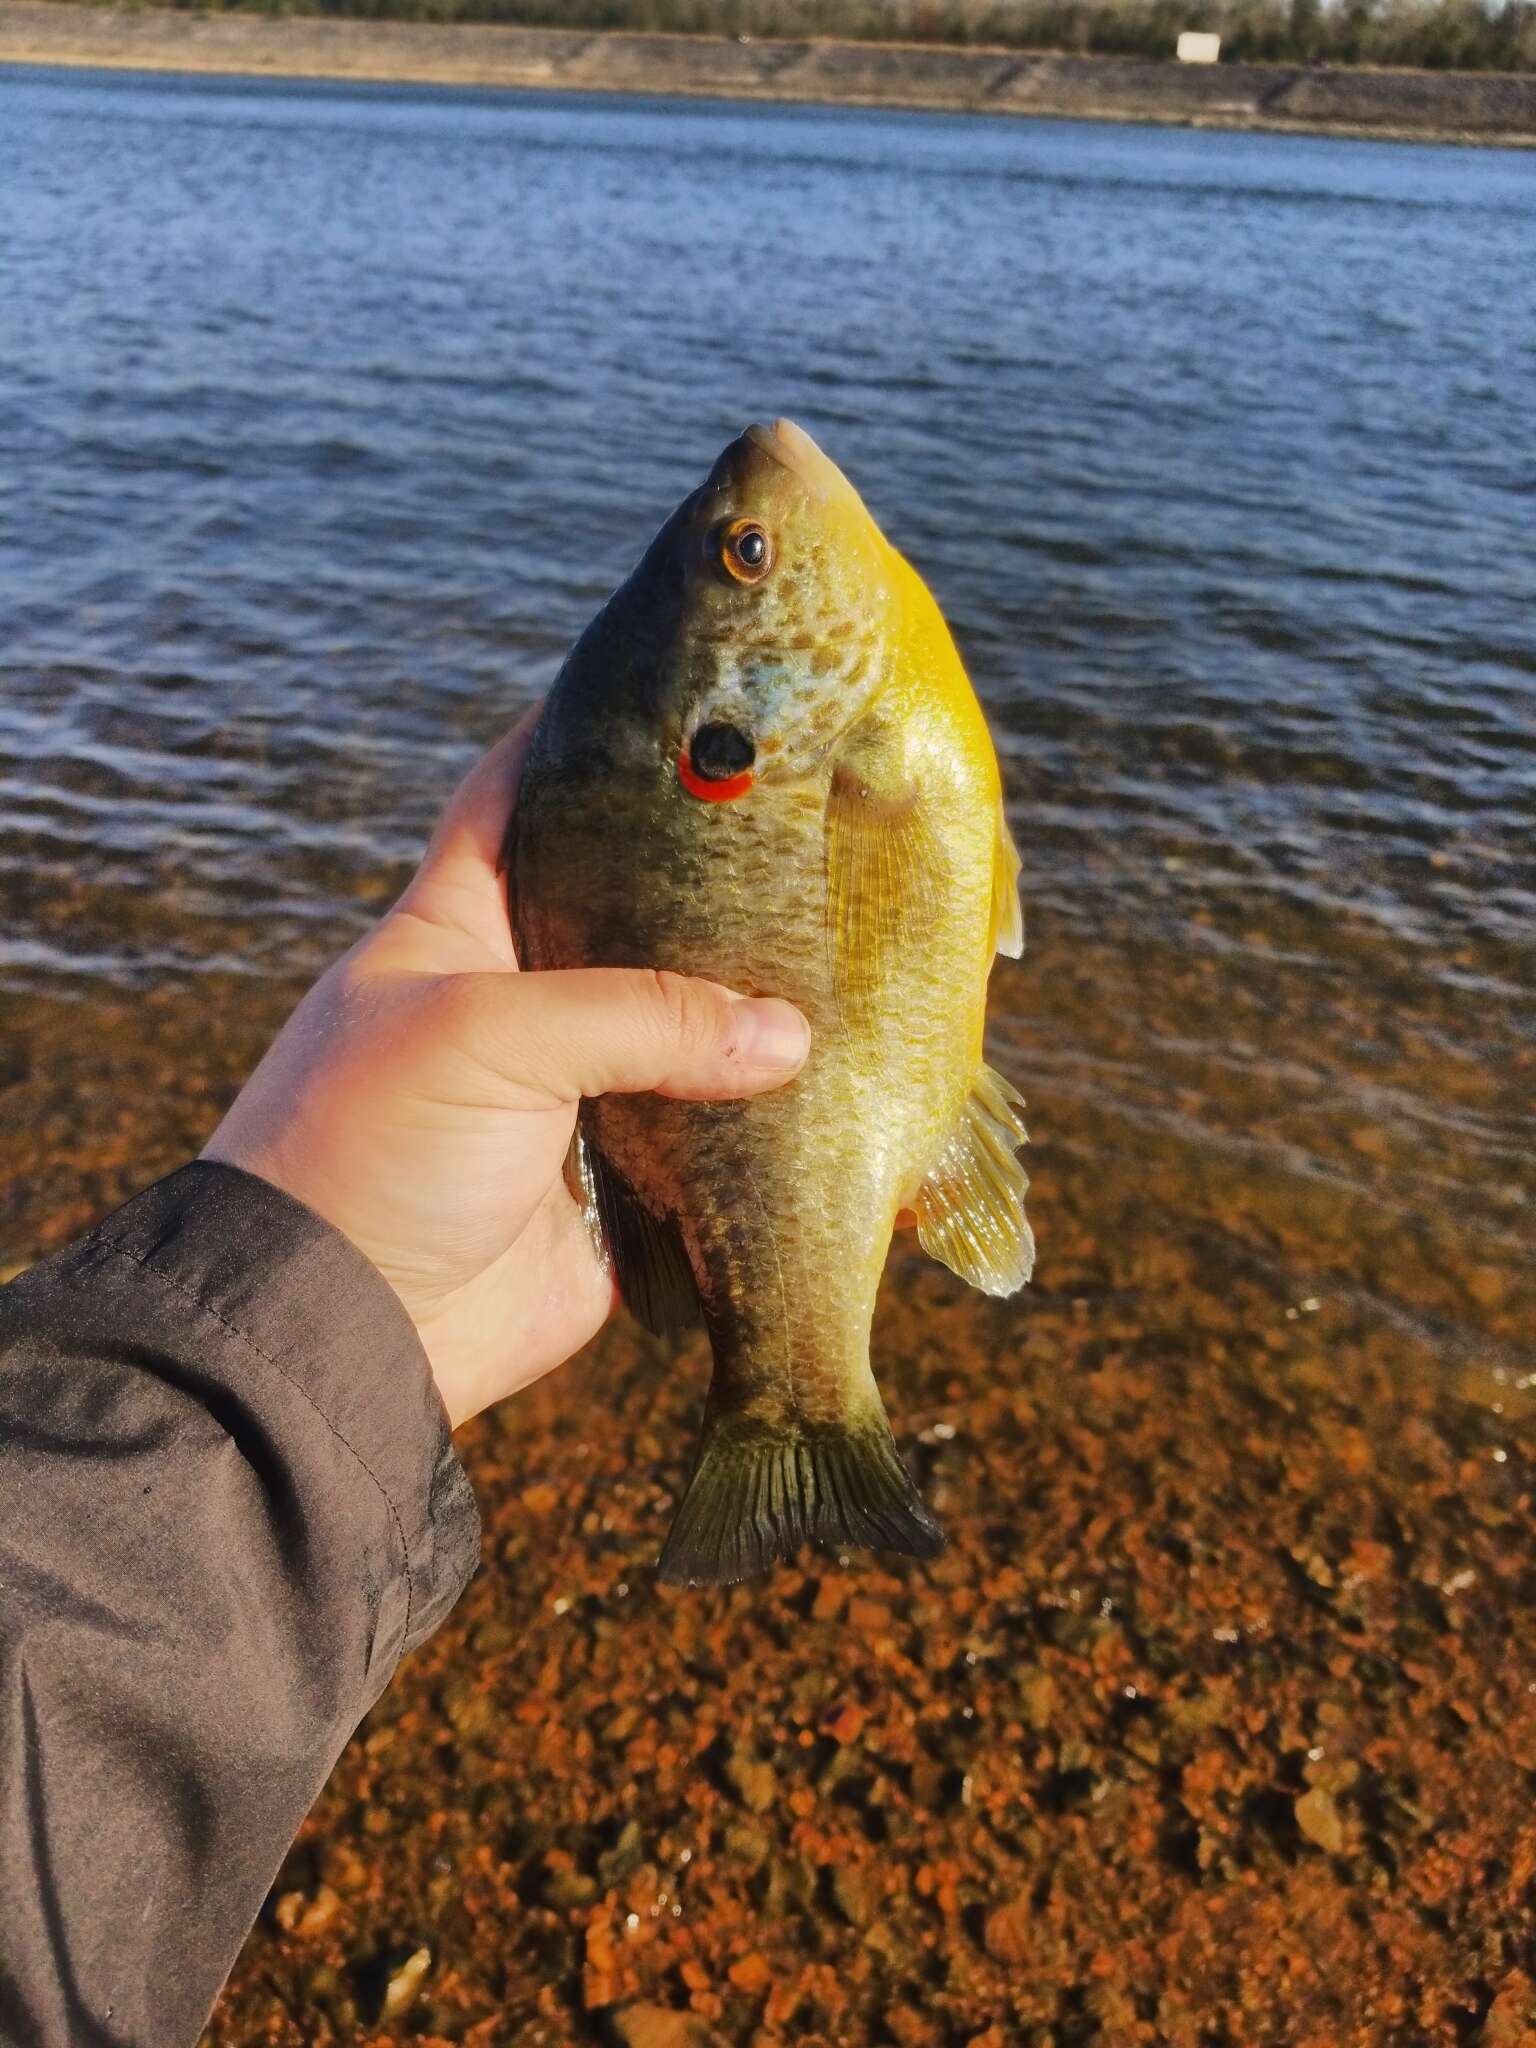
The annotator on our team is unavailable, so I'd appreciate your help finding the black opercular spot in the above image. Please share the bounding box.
[690,722,756,781]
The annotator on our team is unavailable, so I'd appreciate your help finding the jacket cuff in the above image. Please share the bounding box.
[77,1159,480,1666]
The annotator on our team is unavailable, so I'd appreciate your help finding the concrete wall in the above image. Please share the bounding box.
[3,4,1534,143]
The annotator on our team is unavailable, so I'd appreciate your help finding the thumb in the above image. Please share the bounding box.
[448,966,811,1106]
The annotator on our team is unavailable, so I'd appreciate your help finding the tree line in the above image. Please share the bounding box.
[139,0,1536,73]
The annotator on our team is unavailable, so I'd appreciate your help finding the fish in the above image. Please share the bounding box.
[510,418,1032,1586]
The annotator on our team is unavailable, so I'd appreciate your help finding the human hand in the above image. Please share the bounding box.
[201,709,811,1428]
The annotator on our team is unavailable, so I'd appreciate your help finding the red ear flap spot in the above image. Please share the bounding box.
[678,751,755,803]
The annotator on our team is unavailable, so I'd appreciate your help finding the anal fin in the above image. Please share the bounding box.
[915,1065,1034,1297]
[656,1415,944,1587]
[568,1124,700,1335]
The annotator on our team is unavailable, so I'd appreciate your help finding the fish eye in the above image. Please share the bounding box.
[718,518,773,584]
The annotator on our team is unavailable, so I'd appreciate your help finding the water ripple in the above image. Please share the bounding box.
[2,65,1532,1349]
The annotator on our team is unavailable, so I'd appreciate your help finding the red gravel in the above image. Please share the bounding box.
[3,952,1532,2048]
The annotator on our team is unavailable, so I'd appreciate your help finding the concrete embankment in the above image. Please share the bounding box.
[3,1,1534,143]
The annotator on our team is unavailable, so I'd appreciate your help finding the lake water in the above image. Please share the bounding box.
[2,65,1532,1366]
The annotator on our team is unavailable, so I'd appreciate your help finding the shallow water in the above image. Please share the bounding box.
[3,68,1532,1346]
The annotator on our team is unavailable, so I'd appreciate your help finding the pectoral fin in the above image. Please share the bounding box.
[568,1125,700,1334]
[991,806,1024,959]
[915,1066,1034,1297]
[825,751,944,1024]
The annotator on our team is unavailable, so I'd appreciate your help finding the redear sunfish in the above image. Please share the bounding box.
[511,419,1032,1586]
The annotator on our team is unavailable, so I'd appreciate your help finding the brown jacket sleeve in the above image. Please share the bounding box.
[0,1161,481,2048]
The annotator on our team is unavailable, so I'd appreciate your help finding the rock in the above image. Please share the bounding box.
[470,1616,519,1656]
[273,1884,341,1939]
[848,1598,894,1636]
[1485,1971,1536,2047]
[909,1758,970,1813]
[1349,1126,1391,1161]
[723,1818,771,1871]
[831,1861,879,1927]
[1465,1265,1508,1313]
[820,1699,866,1745]
[441,1678,496,1742]
[272,1890,305,1934]
[1290,1546,1335,1590]
[909,1757,945,1810]
[320,1844,370,1894]
[597,1816,646,1885]
[811,1575,848,1623]
[863,1919,906,1965]
[1018,1665,1059,1732]
[1294,1786,1346,1855]
[583,1966,616,2013]
[543,1864,599,1910]
[728,1951,773,1995]
[982,1897,1033,1966]
[725,1750,779,1814]
[378,1944,431,2022]
[759,1856,816,1915]
[817,1742,864,1794]
[884,2005,943,2048]
[613,2007,708,2048]
[299,1963,357,2030]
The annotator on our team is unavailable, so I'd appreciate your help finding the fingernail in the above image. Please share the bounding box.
[730,996,811,1071]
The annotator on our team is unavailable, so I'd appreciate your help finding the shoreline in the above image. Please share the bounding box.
[3,2,1535,145]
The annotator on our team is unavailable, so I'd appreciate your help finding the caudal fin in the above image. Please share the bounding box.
[656,1416,944,1588]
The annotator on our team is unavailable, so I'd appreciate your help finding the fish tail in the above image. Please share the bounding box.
[655,1412,944,1588]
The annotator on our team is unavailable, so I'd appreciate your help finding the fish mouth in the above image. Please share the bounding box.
[676,709,839,799]
[743,418,852,504]
[678,716,758,803]
[689,719,756,782]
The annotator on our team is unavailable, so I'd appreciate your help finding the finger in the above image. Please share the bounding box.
[449,966,810,1106]
[396,705,543,954]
